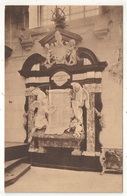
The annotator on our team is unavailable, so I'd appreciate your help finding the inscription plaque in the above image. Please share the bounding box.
[51,71,70,86]
[46,89,71,134]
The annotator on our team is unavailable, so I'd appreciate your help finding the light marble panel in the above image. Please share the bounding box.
[25,76,49,84]
[72,73,86,81]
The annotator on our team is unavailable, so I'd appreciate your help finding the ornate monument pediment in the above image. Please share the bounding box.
[41,30,79,67]
[19,6,107,78]
[38,6,82,68]
[39,28,82,47]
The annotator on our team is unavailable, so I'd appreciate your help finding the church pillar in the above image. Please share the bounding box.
[86,92,95,152]
[82,83,102,156]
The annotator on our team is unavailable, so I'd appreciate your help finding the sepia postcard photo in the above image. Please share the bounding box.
[2,2,125,193]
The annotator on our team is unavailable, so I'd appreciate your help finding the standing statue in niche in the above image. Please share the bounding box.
[70,82,89,138]
[28,88,56,150]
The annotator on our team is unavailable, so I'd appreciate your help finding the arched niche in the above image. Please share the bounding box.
[19,48,106,78]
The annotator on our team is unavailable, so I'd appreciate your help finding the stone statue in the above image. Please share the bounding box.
[66,82,90,138]
[43,43,54,68]
[65,118,83,138]
[68,39,77,65]
[28,88,55,144]
[71,82,89,125]
[28,89,48,143]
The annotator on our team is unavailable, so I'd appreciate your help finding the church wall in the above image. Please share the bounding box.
[5,6,122,148]
[5,57,26,142]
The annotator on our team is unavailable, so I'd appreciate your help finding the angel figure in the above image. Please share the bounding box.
[71,82,89,125]
[68,39,77,66]
[43,43,54,68]
[65,117,83,138]
[28,88,56,144]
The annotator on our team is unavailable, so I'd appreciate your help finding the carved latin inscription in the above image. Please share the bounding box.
[47,89,71,134]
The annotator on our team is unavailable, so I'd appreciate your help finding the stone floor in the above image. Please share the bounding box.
[5,166,122,193]
[5,142,27,148]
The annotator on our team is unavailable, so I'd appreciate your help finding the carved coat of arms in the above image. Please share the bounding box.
[43,31,77,68]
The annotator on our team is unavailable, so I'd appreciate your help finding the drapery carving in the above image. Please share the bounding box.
[71,82,89,124]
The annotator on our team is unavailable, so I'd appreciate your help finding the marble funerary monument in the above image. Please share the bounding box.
[19,7,108,167]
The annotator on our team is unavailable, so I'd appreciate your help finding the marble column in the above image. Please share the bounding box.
[86,92,95,152]
[82,83,102,155]
[28,95,36,138]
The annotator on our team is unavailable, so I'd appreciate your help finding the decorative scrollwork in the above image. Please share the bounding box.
[100,148,123,174]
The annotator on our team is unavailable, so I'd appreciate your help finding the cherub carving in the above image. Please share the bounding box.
[68,39,77,65]
[66,118,83,138]
[43,43,54,68]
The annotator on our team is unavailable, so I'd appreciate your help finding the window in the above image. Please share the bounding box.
[29,6,99,29]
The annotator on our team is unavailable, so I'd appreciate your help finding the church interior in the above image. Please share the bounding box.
[4,5,123,192]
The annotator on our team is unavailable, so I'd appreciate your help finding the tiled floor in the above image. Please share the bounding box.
[5,166,122,193]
